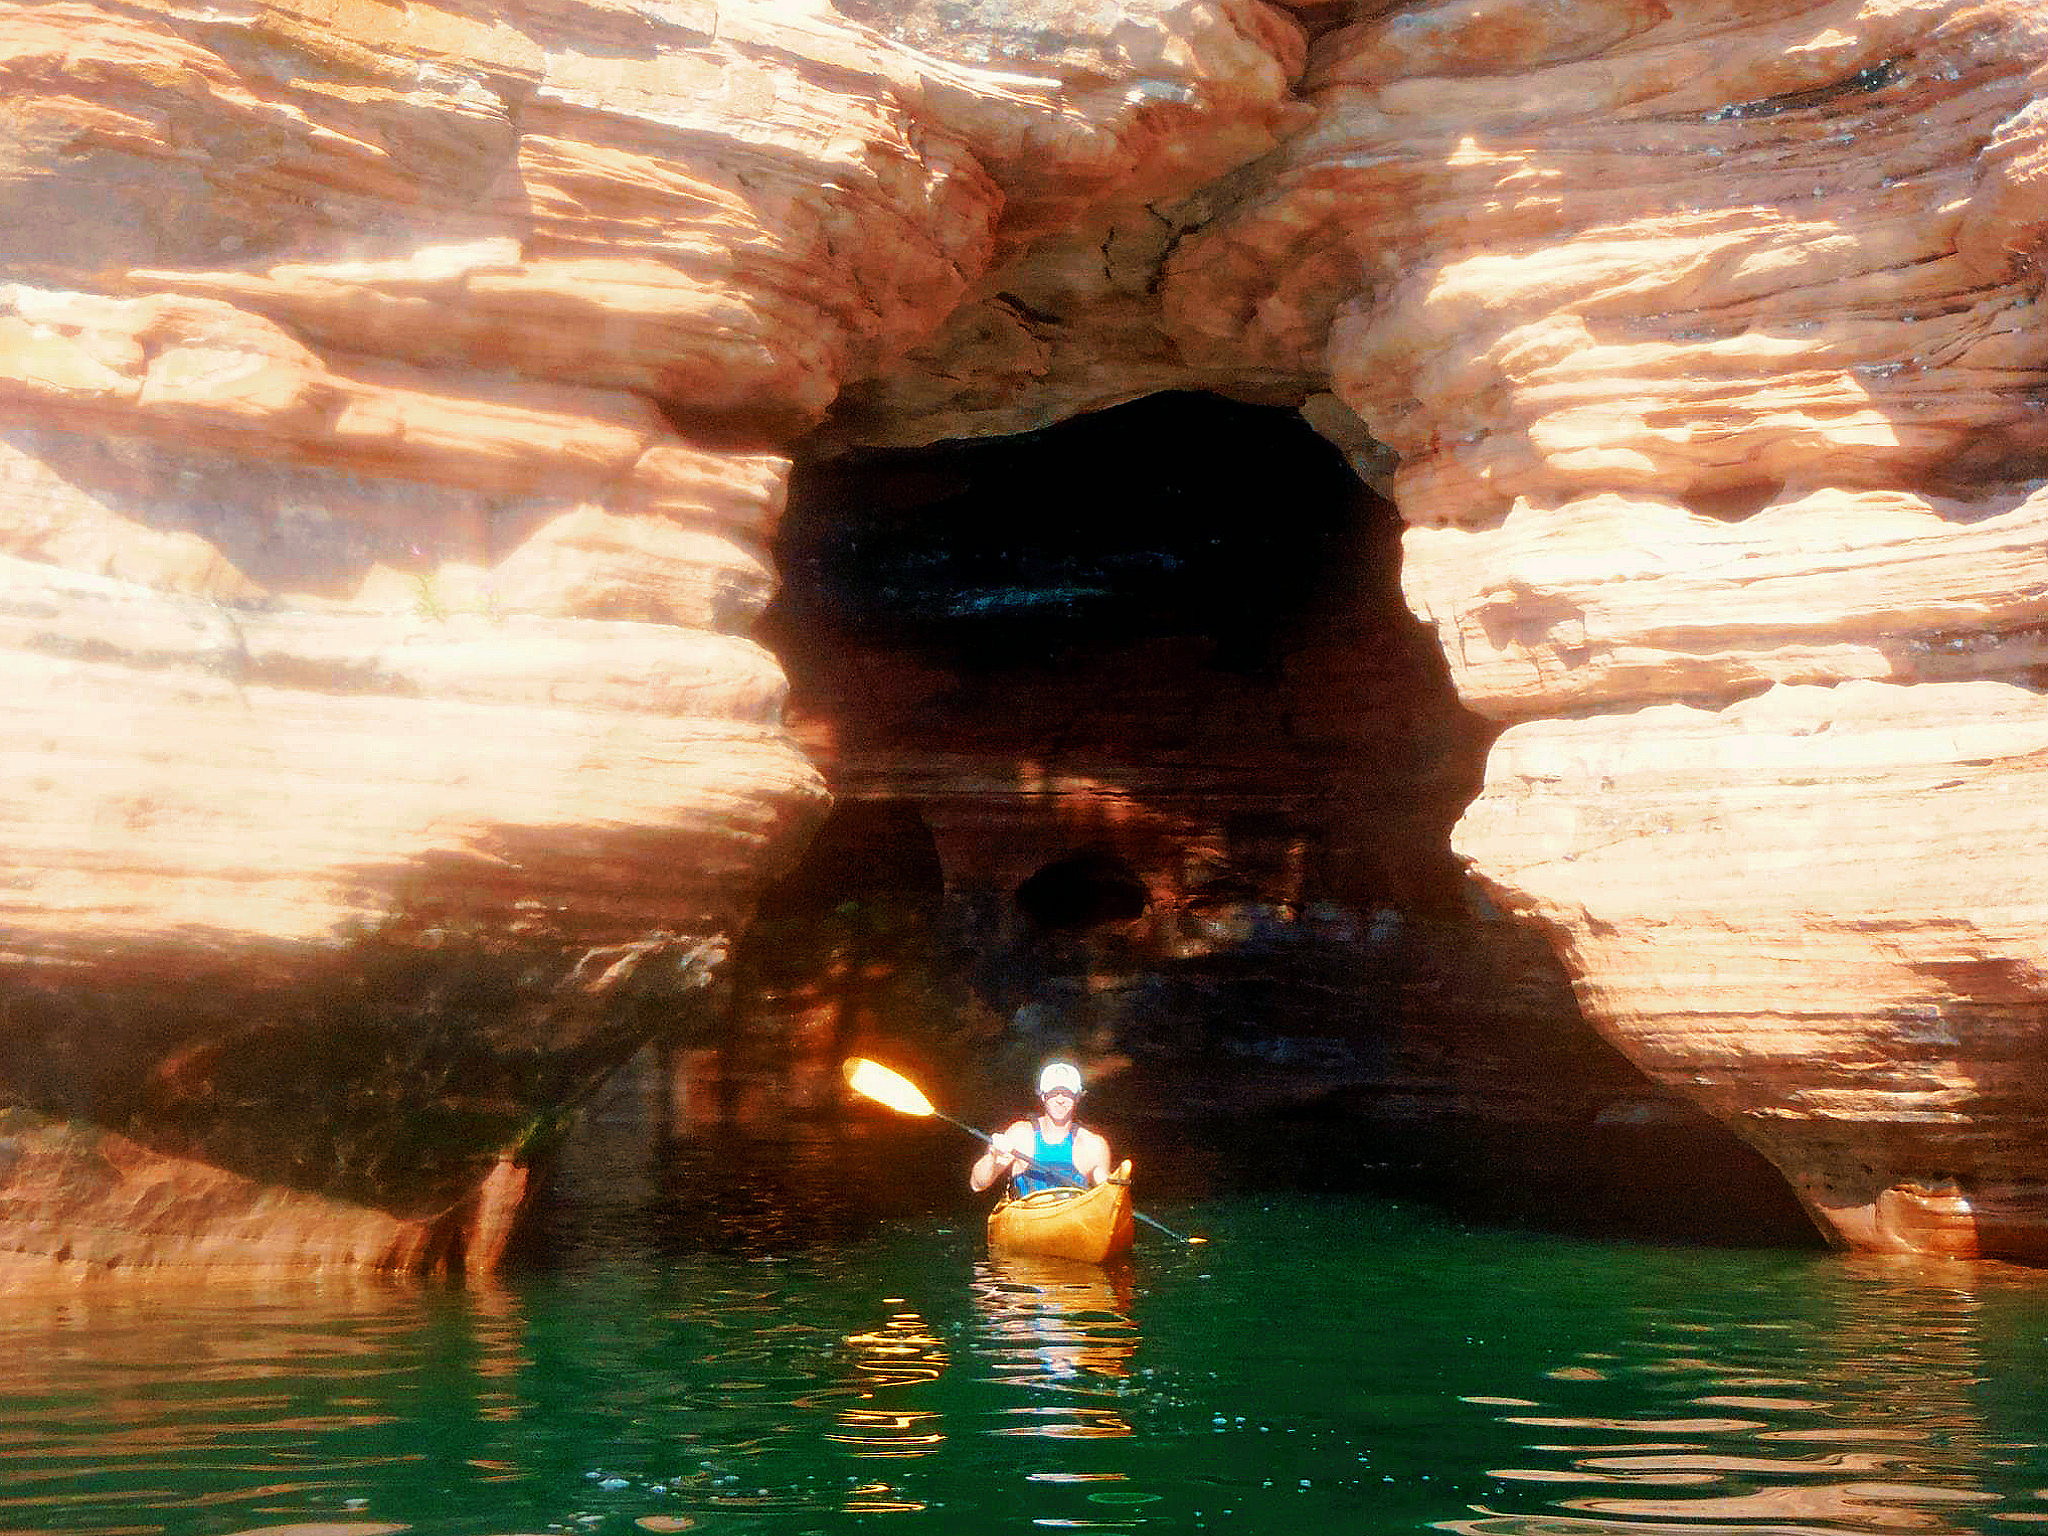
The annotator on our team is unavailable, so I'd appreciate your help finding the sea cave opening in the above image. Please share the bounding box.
[555,391,1819,1252]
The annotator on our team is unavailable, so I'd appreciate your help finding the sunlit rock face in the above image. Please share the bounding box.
[1253,2,2047,1261]
[814,0,2048,1259]
[5,0,2048,1268]
[0,0,1314,1274]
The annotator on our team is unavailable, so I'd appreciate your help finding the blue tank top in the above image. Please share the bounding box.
[1014,1120,1080,1196]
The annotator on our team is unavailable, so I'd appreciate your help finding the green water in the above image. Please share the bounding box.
[9,1184,2048,1536]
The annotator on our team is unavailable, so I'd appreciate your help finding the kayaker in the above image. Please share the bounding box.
[969,1061,1112,1195]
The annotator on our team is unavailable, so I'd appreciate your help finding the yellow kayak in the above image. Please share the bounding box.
[987,1159,1135,1263]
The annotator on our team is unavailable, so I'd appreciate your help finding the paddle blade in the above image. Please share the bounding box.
[842,1057,935,1118]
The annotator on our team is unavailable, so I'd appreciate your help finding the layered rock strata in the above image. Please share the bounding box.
[0,0,1314,1273]
[5,0,2048,1267]
[1275,1,2048,1259]
[820,0,2048,1257]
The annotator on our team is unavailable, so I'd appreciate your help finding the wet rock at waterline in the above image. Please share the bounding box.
[3,0,2047,1268]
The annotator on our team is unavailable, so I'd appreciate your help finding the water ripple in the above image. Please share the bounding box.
[1438,1271,2042,1536]
[3,1187,2048,1536]
[969,1254,1139,1441]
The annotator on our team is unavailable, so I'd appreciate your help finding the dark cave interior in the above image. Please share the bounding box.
[564,391,1823,1251]
[769,391,1378,677]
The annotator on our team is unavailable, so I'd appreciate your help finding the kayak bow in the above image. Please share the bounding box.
[987,1159,1135,1264]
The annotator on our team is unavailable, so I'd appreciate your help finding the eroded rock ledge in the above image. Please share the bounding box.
[2,0,2046,1268]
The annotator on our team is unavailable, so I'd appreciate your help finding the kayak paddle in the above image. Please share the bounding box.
[841,1057,1206,1245]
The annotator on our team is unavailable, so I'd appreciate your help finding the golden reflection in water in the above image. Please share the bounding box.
[827,1298,948,1466]
[0,1275,432,1526]
[844,1479,927,1514]
[465,1278,534,1426]
[970,1254,1139,1440]
[1439,1265,2030,1536]
[216,1524,409,1535]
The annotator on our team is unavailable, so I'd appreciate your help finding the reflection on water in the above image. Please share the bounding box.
[1440,1261,2039,1536]
[821,1250,1145,1470]
[971,1253,1141,1440]
[3,1192,2048,1535]
[0,1278,434,1527]
[830,1299,948,1462]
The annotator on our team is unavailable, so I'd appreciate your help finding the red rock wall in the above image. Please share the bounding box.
[1245,1,2048,1260]
[823,0,2048,1259]
[0,0,1310,1274]
[0,0,863,1275]
[5,0,2048,1267]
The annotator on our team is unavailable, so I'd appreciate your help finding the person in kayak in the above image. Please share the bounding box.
[969,1060,1113,1195]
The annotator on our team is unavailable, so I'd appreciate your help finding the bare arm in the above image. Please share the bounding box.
[970,1120,1034,1193]
[1075,1127,1113,1187]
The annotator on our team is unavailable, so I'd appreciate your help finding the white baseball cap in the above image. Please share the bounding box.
[1037,1061,1084,1098]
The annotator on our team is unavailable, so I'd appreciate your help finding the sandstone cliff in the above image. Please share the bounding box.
[3,0,2046,1268]
[821,0,2048,1262]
